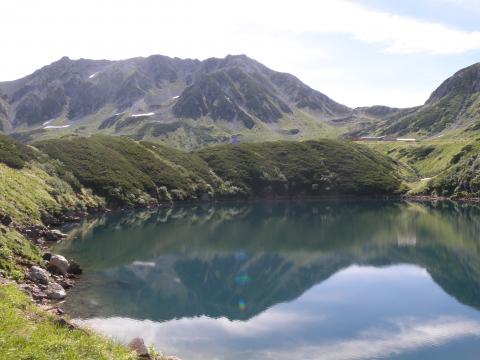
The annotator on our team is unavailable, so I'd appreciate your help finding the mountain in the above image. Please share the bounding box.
[0,94,10,132]
[0,55,353,148]
[350,62,480,138]
[5,55,480,145]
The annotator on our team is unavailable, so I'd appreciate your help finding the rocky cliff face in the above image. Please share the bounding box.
[0,95,10,132]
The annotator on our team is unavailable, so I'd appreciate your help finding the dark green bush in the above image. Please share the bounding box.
[0,134,35,169]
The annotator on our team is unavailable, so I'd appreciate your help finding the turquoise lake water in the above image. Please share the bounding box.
[55,200,480,359]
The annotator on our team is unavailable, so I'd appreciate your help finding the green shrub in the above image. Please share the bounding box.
[0,134,35,169]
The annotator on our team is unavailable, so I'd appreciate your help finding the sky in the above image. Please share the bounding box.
[1,0,480,108]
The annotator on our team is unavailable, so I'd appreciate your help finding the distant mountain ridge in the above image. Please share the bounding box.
[3,55,480,146]
[0,54,353,148]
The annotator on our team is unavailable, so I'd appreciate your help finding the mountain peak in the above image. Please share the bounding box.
[426,62,480,104]
[0,53,352,147]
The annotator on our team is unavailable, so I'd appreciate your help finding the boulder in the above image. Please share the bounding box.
[46,282,67,300]
[128,337,150,357]
[27,266,50,285]
[48,255,69,275]
[67,260,82,275]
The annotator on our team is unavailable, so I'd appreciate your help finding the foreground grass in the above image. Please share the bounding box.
[0,284,136,360]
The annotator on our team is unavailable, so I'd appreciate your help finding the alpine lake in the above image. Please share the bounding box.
[53,200,480,359]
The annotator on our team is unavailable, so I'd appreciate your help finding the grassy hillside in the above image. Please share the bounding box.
[35,136,405,206]
[363,138,480,197]
[34,136,226,206]
[198,140,404,196]
[366,140,469,177]
[424,141,480,197]
[0,134,104,279]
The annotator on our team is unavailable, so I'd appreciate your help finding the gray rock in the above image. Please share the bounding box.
[48,254,69,275]
[46,282,67,300]
[128,337,149,357]
[27,266,50,285]
[57,278,75,289]
[44,229,67,242]
[67,260,82,275]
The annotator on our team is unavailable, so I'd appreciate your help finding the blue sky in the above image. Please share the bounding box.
[1,0,480,108]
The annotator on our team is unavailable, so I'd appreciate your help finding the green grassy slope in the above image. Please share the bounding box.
[424,141,480,197]
[34,136,225,206]
[198,140,404,196]
[0,134,103,278]
[35,136,405,206]
[364,139,480,197]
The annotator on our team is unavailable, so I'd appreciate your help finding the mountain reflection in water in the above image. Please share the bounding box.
[55,200,480,359]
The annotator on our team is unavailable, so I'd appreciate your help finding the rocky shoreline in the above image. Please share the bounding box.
[403,194,480,203]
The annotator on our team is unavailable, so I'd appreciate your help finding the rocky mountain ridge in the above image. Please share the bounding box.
[350,62,480,138]
[0,55,353,148]
[3,56,480,146]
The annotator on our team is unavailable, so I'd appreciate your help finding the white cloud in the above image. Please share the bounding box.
[257,316,480,360]
[77,315,480,360]
[75,309,325,359]
[240,0,480,55]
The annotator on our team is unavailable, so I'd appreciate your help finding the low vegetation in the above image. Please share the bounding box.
[0,284,136,360]
[35,136,405,206]
[35,136,224,206]
[0,133,35,169]
[198,140,404,196]
[425,141,480,197]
